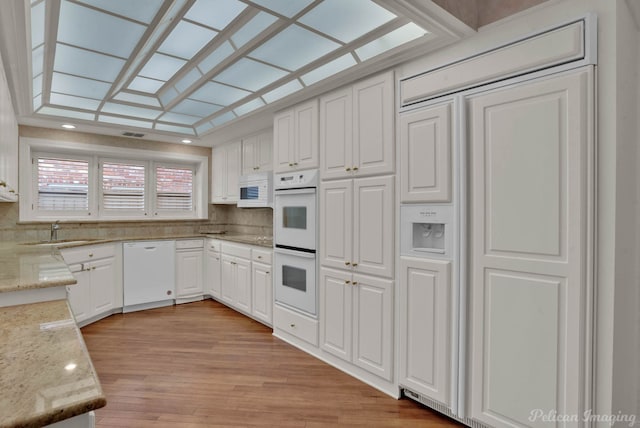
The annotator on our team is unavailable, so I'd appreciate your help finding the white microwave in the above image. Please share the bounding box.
[238,172,273,208]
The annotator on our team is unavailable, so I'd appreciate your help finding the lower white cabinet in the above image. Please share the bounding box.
[320,267,393,381]
[251,262,272,325]
[220,254,252,314]
[206,248,221,298]
[63,244,119,325]
[176,249,204,300]
[398,257,452,406]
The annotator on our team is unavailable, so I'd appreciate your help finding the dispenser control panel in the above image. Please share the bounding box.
[400,205,454,259]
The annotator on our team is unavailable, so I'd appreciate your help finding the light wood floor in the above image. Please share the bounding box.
[81,300,462,427]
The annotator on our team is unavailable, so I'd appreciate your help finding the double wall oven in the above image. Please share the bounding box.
[273,169,318,317]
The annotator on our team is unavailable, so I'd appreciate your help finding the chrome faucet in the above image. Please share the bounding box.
[50,220,60,242]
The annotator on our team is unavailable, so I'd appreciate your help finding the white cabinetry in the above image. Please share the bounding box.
[399,101,452,203]
[320,175,394,278]
[0,49,18,202]
[273,99,318,173]
[320,267,393,381]
[205,239,221,298]
[242,130,272,175]
[320,71,394,180]
[175,239,204,303]
[62,244,120,326]
[221,253,251,313]
[466,69,592,428]
[251,248,272,325]
[212,141,241,204]
[398,257,451,405]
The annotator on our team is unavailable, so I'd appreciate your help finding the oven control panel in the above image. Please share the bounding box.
[275,169,318,190]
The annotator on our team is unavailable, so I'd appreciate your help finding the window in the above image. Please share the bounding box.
[35,156,91,216]
[22,138,208,222]
[155,165,193,213]
[101,160,146,215]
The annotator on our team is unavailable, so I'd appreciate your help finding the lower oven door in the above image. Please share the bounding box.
[274,247,317,316]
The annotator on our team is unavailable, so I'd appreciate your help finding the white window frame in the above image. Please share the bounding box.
[98,158,150,219]
[19,137,208,222]
[152,162,197,219]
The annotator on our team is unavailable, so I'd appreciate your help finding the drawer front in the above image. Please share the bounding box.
[274,304,318,346]
[252,248,272,264]
[207,239,222,252]
[61,243,116,264]
[176,239,204,249]
[221,242,251,259]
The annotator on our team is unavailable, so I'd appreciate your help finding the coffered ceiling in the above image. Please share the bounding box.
[0,0,472,145]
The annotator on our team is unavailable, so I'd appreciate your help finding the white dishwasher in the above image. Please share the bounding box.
[123,240,175,312]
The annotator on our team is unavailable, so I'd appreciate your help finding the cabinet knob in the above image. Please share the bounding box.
[345,167,352,172]
[352,281,358,286]
[345,280,351,284]
[293,162,298,166]
[353,166,359,171]
[88,253,93,257]
[289,163,294,167]
[0,181,5,187]
[345,261,351,266]
[266,271,270,274]
[167,290,172,296]
[290,323,296,328]
[351,262,358,267]
[92,266,96,270]
[258,256,262,259]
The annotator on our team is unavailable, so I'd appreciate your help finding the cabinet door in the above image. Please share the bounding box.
[294,99,319,170]
[353,175,394,278]
[235,258,252,313]
[220,255,236,304]
[399,257,451,405]
[241,135,258,175]
[320,268,352,362]
[251,262,272,325]
[176,250,203,298]
[353,71,394,177]
[256,131,273,172]
[67,266,91,323]
[352,273,393,381]
[206,250,221,298]
[399,102,452,203]
[90,257,117,315]
[320,88,352,180]
[467,70,592,428]
[212,145,226,201]
[225,141,242,201]
[320,180,352,271]
[273,110,294,173]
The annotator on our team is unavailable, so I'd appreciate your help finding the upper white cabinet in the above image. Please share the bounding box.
[242,130,273,175]
[212,141,241,204]
[466,69,593,428]
[399,101,452,203]
[320,71,394,180]
[273,99,318,173]
[0,51,18,202]
[320,175,394,279]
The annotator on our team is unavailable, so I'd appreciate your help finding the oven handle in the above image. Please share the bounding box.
[274,247,316,259]
[274,187,316,196]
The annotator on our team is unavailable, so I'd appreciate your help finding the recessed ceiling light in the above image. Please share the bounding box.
[61,124,76,129]
[181,139,192,144]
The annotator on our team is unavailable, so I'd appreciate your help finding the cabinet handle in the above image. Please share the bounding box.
[353,166,358,171]
[344,261,351,266]
[352,281,358,286]
[345,280,351,284]
[266,271,270,274]
[257,256,262,259]
[345,167,351,172]
[351,262,357,267]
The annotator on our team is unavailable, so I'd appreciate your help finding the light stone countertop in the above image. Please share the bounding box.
[0,300,106,427]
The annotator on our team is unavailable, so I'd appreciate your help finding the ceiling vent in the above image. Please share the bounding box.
[122,132,145,138]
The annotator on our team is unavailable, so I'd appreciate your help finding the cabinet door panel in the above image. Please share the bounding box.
[320,180,352,270]
[235,258,252,313]
[352,273,393,381]
[212,145,226,201]
[206,250,221,298]
[251,262,272,325]
[176,251,203,297]
[399,257,451,405]
[91,257,116,315]
[220,256,236,304]
[320,88,352,180]
[295,100,318,170]
[353,72,394,177]
[241,135,258,175]
[225,142,241,201]
[353,175,394,278]
[67,267,91,322]
[257,131,273,172]
[468,69,592,428]
[273,111,294,173]
[400,102,451,202]
[320,268,352,362]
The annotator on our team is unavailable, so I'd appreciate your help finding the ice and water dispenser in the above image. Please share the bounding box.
[400,205,453,259]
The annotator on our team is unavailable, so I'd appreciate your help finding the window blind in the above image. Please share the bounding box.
[156,166,193,211]
[37,157,89,211]
[101,162,145,211]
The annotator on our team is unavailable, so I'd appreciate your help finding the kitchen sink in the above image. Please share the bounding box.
[21,239,100,247]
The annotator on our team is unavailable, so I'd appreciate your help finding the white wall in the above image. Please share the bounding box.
[397,0,634,424]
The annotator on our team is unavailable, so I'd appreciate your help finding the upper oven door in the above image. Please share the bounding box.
[274,188,316,251]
